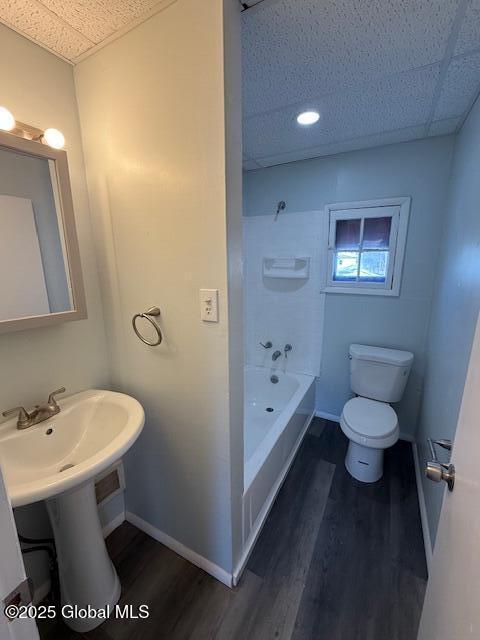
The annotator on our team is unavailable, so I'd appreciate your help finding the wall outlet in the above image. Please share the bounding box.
[200,289,219,322]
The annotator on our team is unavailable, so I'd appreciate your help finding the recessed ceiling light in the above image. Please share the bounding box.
[297,110,320,126]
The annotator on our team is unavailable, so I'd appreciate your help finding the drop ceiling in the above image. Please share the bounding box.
[0,0,478,170]
[242,0,480,169]
[0,0,175,63]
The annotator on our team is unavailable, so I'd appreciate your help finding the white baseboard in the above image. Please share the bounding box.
[233,410,315,586]
[102,511,126,538]
[315,409,340,423]
[411,441,433,572]
[125,511,233,588]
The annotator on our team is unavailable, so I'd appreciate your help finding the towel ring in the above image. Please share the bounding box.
[132,307,163,346]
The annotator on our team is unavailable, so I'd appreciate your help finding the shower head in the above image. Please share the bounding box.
[274,200,286,221]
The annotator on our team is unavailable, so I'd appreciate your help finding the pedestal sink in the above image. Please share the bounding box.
[0,390,144,632]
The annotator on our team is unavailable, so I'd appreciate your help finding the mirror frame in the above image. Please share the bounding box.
[0,129,87,334]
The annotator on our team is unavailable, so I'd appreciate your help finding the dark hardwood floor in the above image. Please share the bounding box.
[39,420,427,640]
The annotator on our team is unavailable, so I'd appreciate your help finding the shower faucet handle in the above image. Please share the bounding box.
[284,344,292,358]
[260,341,273,349]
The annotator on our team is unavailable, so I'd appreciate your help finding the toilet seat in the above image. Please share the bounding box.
[340,397,399,450]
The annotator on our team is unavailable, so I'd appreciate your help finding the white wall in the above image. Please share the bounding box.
[417,95,480,546]
[244,136,455,436]
[75,0,243,575]
[244,212,325,377]
[0,24,110,595]
[223,0,245,571]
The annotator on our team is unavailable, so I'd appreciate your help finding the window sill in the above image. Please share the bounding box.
[322,285,400,297]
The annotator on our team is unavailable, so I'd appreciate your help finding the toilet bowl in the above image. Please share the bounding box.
[341,344,414,483]
[340,397,399,482]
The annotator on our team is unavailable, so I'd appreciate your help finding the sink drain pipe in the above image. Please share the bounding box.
[19,534,60,604]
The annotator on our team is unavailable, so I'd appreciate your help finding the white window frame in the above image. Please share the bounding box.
[322,197,411,297]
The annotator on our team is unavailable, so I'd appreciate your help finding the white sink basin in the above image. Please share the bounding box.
[0,389,144,507]
[0,389,144,632]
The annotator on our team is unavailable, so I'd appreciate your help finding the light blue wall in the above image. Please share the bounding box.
[244,137,455,437]
[417,96,480,546]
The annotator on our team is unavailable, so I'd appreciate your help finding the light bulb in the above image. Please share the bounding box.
[43,128,65,149]
[0,106,15,131]
[296,110,320,126]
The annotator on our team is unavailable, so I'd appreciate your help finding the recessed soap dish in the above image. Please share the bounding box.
[262,256,310,279]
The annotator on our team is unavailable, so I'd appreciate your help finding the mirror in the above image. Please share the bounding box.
[0,130,86,333]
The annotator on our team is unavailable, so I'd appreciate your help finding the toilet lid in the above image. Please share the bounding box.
[343,397,398,439]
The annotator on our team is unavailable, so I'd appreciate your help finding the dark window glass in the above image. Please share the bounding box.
[362,217,391,249]
[335,218,361,250]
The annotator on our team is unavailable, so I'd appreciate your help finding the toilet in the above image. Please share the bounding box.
[340,344,414,483]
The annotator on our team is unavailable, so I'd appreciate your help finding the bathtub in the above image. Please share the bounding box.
[237,365,315,581]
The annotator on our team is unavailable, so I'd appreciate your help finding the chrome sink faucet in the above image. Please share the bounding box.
[2,387,66,430]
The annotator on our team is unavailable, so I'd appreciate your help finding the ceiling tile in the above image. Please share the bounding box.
[428,116,461,136]
[242,0,458,117]
[454,0,480,55]
[38,0,161,44]
[0,0,92,59]
[249,125,426,169]
[434,51,480,119]
[244,65,440,160]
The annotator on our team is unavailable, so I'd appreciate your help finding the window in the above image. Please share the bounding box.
[324,198,410,296]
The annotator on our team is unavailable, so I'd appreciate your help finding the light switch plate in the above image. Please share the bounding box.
[200,289,219,322]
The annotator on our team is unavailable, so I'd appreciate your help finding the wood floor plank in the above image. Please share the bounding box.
[388,441,428,580]
[243,456,335,640]
[130,563,215,640]
[387,567,427,640]
[106,521,141,560]
[247,433,334,578]
[292,495,362,640]
[309,420,348,469]
[111,529,161,593]
[292,426,426,640]
[215,570,264,640]
[102,545,192,640]
[308,418,326,438]
[161,570,234,640]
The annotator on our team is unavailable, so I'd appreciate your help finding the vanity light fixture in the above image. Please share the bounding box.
[42,128,65,149]
[296,110,320,126]
[0,108,66,148]
[0,106,15,131]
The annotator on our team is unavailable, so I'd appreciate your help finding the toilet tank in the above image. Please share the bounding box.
[349,344,414,403]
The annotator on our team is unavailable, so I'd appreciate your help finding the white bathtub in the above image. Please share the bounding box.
[244,365,315,487]
[237,365,315,581]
